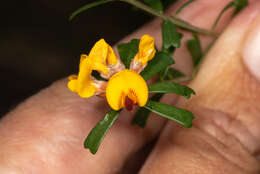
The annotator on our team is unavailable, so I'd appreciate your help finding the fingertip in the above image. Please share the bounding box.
[243,15,260,81]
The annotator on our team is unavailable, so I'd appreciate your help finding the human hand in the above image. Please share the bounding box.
[0,0,260,173]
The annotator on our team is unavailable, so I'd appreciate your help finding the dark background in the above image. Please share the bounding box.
[0,0,153,116]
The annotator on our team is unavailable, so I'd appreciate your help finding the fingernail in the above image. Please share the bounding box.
[243,16,260,81]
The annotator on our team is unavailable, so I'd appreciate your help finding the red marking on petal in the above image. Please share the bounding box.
[125,96,134,111]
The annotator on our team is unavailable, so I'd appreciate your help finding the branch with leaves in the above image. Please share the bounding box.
[68,0,248,154]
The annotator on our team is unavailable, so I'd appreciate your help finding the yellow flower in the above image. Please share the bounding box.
[68,34,155,111]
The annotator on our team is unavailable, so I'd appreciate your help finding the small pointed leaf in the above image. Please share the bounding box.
[162,20,183,51]
[186,33,202,67]
[149,82,195,99]
[84,110,120,154]
[144,100,194,128]
[140,52,174,81]
[132,93,163,127]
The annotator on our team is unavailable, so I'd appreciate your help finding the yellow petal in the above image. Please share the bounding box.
[67,38,119,98]
[68,74,77,81]
[106,69,148,110]
[67,56,96,98]
[78,81,96,98]
[107,45,118,65]
[134,35,156,65]
[88,39,118,76]
[79,54,88,71]
[89,39,109,75]
[67,79,78,92]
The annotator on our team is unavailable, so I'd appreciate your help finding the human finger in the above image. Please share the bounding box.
[0,0,236,173]
[140,1,260,173]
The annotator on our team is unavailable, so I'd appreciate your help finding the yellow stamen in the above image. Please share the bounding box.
[106,69,148,111]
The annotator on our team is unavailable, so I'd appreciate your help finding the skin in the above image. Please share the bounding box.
[0,0,260,173]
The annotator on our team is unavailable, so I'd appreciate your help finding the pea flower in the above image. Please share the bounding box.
[68,35,156,111]
[67,34,195,155]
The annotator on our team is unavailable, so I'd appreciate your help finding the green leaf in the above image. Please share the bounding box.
[140,52,174,81]
[175,0,195,16]
[132,93,163,127]
[160,67,185,80]
[144,100,194,128]
[117,39,140,69]
[162,20,183,52]
[69,0,114,21]
[84,110,120,154]
[233,0,248,15]
[148,82,195,99]
[186,33,202,67]
[143,0,163,12]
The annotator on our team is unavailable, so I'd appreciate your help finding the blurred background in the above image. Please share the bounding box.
[0,0,154,116]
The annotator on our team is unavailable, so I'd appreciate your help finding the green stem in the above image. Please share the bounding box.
[211,2,233,30]
[120,0,167,19]
[173,39,216,84]
[69,0,114,21]
[175,0,195,16]
[191,39,215,77]
[120,0,215,35]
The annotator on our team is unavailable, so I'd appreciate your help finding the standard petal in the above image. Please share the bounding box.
[135,35,156,65]
[107,45,118,65]
[89,39,109,75]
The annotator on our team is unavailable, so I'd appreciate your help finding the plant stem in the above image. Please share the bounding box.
[211,2,233,30]
[173,38,216,83]
[120,0,216,35]
[175,0,195,16]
